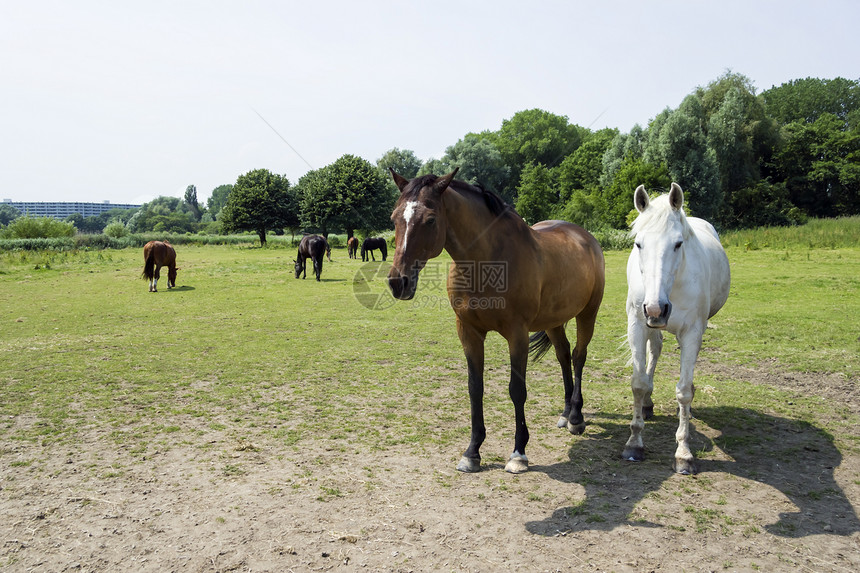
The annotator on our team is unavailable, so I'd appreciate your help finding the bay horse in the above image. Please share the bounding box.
[142,240,178,292]
[295,234,328,281]
[388,169,605,473]
[361,237,387,261]
[623,183,731,474]
[347,236,359,259]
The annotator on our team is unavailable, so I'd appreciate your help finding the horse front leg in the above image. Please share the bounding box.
[505,329,530,474]
[673,326,703,475]
[456,322,486,473]
[623,318,661,462]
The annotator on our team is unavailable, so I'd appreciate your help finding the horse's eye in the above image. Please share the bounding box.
[674,241,683,250]
[634,242,641,250]
[426,217,436,226]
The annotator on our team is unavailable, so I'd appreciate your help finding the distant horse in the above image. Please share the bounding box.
[361,237,387,261]
[142,240,178,292]
[623,183,731,474]
[388,169,605,473]
[347,236,359,259]
[295,234,328,281]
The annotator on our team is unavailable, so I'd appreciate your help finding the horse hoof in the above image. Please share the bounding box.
[622,445,645,462]
[456,456,481,473]
[643,406,654,420]
[505,452,529,474]
[567,421,585,435]
[673,458,698,475]
[557,416,568,428]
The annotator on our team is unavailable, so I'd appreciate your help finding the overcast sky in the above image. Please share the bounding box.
[2,0,858,206]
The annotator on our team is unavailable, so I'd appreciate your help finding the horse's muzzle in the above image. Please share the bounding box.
[644,301,672,329]
[388,274,415,300]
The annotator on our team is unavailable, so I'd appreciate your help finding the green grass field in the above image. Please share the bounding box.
[1,239,857,460]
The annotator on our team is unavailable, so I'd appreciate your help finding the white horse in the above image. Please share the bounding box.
[622,183,731,474]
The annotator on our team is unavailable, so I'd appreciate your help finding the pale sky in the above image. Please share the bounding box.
[2,0,858,206]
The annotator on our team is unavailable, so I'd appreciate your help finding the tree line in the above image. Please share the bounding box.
[3,73,857,242]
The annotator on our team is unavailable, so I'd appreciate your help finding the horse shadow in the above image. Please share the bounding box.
[525,406,859,538]
[165,285,195,292]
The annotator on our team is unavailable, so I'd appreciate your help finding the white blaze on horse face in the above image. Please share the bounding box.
[638,232,683,318]
[401,200,418,251]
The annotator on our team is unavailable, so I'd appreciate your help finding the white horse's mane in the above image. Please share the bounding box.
[629,193,692,239]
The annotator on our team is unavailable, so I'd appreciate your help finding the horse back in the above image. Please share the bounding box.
[521,220,606,328]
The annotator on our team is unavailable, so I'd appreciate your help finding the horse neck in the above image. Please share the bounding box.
[441,188,524,262]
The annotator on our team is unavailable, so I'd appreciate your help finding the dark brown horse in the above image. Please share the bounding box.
[347,236,359,259]
[142,240,178,292]
[361,237,387,261]
[295,234,328,281]
[388,169,605,473]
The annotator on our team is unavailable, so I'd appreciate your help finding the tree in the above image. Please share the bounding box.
[207,184,232,220]
[556,128,618,201]
[184,185,202,221]
[760,77,860,126]
[417,157,452,177]
[601,158,671,228]
[0,203,20,225]
[126,196,195,233]
[376,148,422,179]
[298,155,393,238]
[514,163,557,224]
[483,109,586,200]
[219,169,292,246]
[644,95,722,221]
[600,124,647,189]
[438,135,511,201]
[774,113,860,217]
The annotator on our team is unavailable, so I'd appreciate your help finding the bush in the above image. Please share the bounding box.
[103,221,129,238]
[0,216,76,239]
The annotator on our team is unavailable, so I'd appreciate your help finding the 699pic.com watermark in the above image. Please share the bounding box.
[351,261,508,311]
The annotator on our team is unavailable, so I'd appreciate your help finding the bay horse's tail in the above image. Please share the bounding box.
[142,248,156,281]
[528,330,554,362]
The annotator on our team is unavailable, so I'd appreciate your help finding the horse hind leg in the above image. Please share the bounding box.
[543,326,578,433]
[567,307,601,435]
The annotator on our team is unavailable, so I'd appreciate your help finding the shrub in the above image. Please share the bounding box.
[0,216,76,239]
[103,221,129,238]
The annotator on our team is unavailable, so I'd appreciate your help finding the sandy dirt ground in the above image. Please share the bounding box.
[2,359,858,573]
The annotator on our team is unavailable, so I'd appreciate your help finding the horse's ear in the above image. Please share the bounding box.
[633,185,649,213]
[432,168,459,195]
[389,168,410,193]
[668,183,684,211]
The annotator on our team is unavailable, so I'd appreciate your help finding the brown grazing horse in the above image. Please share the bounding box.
[142,241,178,292]
[388,169,605,473]
[347,236,359,259]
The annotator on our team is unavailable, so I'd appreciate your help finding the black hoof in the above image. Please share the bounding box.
[622,445,645,462]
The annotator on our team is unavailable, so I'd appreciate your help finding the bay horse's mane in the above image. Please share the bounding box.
[402,174,521,223]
